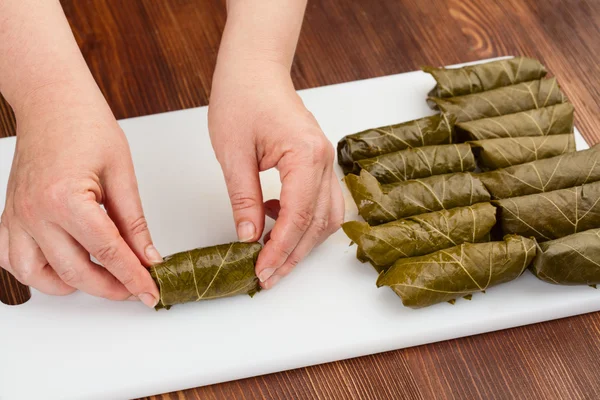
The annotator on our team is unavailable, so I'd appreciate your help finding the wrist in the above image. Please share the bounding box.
[14,78,113,127]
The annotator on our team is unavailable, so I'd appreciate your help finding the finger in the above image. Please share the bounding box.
[8,224,75,296]
[102,164,163,266]
[263,230,272,244]
[220,152,265,243]
[61,197,159,308]
[0,221,12,274]
[34,221,132,300]
[255,155,325,280]
[318,170,345,246]
[261,167,332,289]
[264,199,280,220]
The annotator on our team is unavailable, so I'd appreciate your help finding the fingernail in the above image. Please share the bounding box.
[127,295,140,301]
[145,244,163,264]
[139,292,158,308]
[237,221,256,242]
[259,267,276,282]
[267,274,281,288]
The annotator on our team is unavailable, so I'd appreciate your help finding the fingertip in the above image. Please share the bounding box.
[237,220,257,243]
[258,267,276,283]
[144,244,163,265]
[261,274,282,290]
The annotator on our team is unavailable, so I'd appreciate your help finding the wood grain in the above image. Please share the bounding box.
[1,0,600,398]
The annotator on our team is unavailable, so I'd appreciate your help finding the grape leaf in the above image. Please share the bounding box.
[456,103,574,141]
[428,78,566,123]
[469,133,575,170]
[150,242,262,310]
[494,180,600,241]
[344,170,491,225]
[532,228,600,285]
[342,202,496,272]
[424,57,547,99]
[376,235,536,309]
[337,114,455,174]
[356,143,475,184]
[478,145,600,199]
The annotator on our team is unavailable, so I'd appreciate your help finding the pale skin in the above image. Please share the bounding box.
[0,0,345,308]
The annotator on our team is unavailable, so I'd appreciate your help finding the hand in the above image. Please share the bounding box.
[208,60,345,289]
[0,83,162,308]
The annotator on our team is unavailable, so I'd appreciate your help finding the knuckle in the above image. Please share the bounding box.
[292,209,313,232]
[310,139,332,161]
[95,241,121,266]
[329,214,344,234]
[229,192,258,212]
[128,216,149,237]
[11,263,34,285]
[58,267,80,285]
[119,273,136,288]
[43,181,70,206]
[12,196,36,222]
[268,238,293,259]
[313,216,329,235]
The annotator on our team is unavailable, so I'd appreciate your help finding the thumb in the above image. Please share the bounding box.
[221,153,264,243]
[102,165,163,267]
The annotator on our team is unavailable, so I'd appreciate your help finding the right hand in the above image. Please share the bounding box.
[0,83,162,308]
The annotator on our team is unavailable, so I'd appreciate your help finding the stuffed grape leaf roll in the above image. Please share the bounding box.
[494,180,600,241]
[337,114,455,174]
[345,170,491,225]
[428,78,566,123]
[469,134,575,171]
[424,57,547,99]
[342,203,496,272]
[478,146,600,199]
[376,235,536,308]
[150,242,262,310]
[531,228,600,285]
[455,103,574,141]
[356,143,475,184]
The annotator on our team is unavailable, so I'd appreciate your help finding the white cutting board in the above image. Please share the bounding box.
[0,58,598,400]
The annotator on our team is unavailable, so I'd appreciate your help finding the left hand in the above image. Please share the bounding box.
[208,60,345,289]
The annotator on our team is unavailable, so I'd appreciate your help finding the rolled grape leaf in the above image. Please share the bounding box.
[478,146,600,199]
[531,228,600,285]
[469,134,575,171]
[344,170,491,225]
[150,242,262,310]
[455,103,574,141]
[337,114,455,174]
[356,143,475,184]
[342,202,496,272]
[428,78,566,123]
[424,57,547,99]
[376,235,536,309]
[494,180,600,241]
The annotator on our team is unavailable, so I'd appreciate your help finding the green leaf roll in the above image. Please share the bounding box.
[342,203,496,272]
[455,103,574,141]
[376,235,536,309]
[469,134,575,171]
[428,78,566,123]
[337,114,455,174]
[150,242,262,310]
[345,170,491,225]
[531,229,600,285]
[356,143,475,184]
[478,146,600,199]
[494,180,600,241]
[425,57,547,99]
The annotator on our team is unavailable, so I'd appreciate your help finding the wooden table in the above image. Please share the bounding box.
[2,0,600,398]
